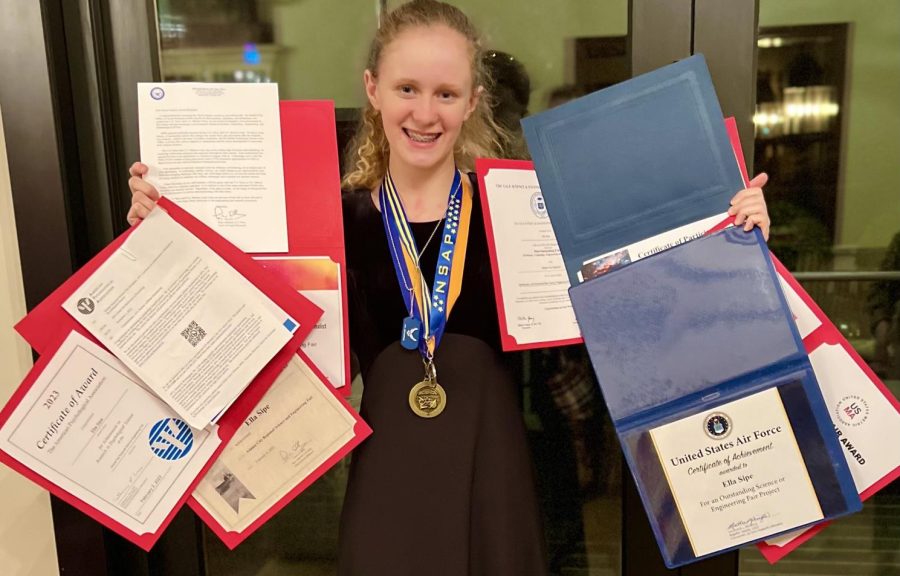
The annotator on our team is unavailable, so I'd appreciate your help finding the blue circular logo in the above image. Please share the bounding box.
[704,412,731,439]
[148,418,193,460]
[150,87,165,100]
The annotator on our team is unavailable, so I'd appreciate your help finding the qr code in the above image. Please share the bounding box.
[180,321,207,347]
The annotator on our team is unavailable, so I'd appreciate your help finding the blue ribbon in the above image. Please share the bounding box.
[380,170,463,358]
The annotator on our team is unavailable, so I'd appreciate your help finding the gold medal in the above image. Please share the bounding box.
[408,380,447,418]
[409,359,445,418]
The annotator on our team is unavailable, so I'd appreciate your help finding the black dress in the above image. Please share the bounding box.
[338,180,548,576]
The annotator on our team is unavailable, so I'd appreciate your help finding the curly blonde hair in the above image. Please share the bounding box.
[342,0,508,191]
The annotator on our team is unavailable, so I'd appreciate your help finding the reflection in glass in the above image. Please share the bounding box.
[754,25,847,271]
[157,0,279,83]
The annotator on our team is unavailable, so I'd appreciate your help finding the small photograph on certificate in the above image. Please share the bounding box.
[579,248,632,281]
[0,332,221,539]
[206,461,255,513]
[649,387,824,557]
[192,355,358,534]
[255,257,346,389]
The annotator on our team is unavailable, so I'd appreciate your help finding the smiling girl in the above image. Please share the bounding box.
[337,3,548,574]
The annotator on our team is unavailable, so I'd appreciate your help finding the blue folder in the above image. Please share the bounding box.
[571,228,860,566]
[522,54,744,286]
[522,56,861,567]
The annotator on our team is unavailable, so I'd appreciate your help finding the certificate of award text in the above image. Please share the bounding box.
[256,257,346,389]
[0,332,220,535]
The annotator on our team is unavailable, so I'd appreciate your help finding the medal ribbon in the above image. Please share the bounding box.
[380,169,472,358]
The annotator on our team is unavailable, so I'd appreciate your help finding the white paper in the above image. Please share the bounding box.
[809,344,900,493]
[255,257,346,389]
[138,82,288,253]
[62,207,296,429]
[649,388,824,557]
[0,332,220,535]
[192,355,357,532]
[482,168,579,346]
[298,289,343,388]
[578,212,729,282]
[764,344,900,548]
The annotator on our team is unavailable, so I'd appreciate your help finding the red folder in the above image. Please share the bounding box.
[255,101,352,395]
[8,196,322,549]
[721,119,900,563]
[476,158,583,351]
[188,349,371,549]
[756,254,900,562]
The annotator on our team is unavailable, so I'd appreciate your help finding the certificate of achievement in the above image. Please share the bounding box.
[476,160,580,350]
[255,257,347,389]
[0,332,220,538]
[138,82,288,253]
[649,388,824,557]
[62,207,297,429]
[192,354,358,534]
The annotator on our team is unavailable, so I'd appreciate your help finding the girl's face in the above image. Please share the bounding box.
[365,24,479,175]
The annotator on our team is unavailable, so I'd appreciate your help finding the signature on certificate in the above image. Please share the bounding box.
[214,206,247,225]
[279,439,309,464]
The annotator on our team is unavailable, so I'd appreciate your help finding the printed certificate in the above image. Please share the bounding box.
[62,207,297,429]
[138,82,288,253]
[649,388,824,557]
[0,332,220,536]
[809,344,900,492]
[476,160,733,350]
[577,212,729,282]
[192,355,358,533]
[477,161,580,350]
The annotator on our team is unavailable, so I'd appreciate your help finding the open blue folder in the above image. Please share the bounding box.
[522,55,860,568]
[522,54,744,286]
[572,229,860,566]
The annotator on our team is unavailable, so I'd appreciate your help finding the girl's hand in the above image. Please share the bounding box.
[728,173,771,240]
[126,162,160,226]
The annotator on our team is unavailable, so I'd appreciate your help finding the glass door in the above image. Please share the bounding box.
[739,2,900,575]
